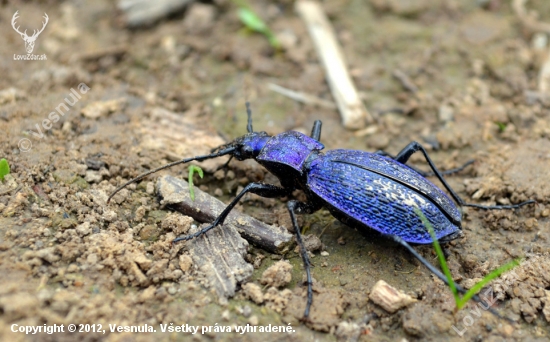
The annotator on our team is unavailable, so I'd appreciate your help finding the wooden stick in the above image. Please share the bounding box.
[539,55,550,94]
[513,0,550,34]
[157,175,294,254]
[268,83,337,109]
[186,222,253,302]
[296,0,373,129]
[118,0,194,27]
[538,41,550,93]
[392,69,419,93]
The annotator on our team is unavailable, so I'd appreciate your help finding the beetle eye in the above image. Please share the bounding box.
[242,145,253,154]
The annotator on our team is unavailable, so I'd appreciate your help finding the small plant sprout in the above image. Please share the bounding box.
[236,6,280,49]
[415,208,520,310]
[188,165,203,201]
[0,158,10,182]
[495,122,507,133]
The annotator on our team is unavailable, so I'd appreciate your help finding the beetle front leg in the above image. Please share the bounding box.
[393,142,534,210]
[173,183,290,243]
[287,199,323,319]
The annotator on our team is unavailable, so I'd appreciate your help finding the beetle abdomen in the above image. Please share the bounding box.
[307,150,460,243]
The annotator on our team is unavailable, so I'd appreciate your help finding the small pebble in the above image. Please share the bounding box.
[500,324,514,336]
[87,253,98,264]
[249,315,259,326]
[369,280,417,313]
[146,182,155,195]
[242,305,252,318]
[321,251,329,256]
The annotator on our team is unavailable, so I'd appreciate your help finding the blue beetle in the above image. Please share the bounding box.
[109,103,534,319]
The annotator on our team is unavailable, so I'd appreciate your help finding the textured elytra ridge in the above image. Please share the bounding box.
[307,150,460,243]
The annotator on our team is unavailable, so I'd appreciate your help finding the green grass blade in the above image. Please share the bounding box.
[457,258,520,309]
[0,158,10,182]
[237,8,280,49]
[415,208,521,311]
[188,165,203,201]
[414,208,460,305]
[238,8,268,34]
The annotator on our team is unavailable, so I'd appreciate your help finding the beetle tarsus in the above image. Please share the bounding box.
[173,224,216,243]
[463,199,535,210]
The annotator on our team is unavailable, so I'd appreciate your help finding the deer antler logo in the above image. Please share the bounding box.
[12,11,49,54]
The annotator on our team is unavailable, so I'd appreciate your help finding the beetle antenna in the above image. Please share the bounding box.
[246,102,253,133]
[107,146,237,203]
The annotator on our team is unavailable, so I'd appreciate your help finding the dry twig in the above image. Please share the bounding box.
[157,175,293,254]
[513,0,550,34]
[296,0,373,129]
[268,83,337,109]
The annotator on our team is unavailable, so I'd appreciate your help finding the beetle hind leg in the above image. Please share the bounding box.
[389,234,510,321]
[375,150,474,176]
[391,141,535,210]
[418,159,474,177]
[462,200,535,210]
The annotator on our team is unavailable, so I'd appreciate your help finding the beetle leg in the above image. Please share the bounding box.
[173,183,290,243]
[310,120,322,141]
[462,200,535,210]
[417,160,474,177]
[376,150,475,176]
[390,234,510,321]
[246,101,254,133]
[392,142,535,210]
[287,200,322,319]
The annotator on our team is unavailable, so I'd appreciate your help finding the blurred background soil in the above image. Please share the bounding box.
[0,0,549,341]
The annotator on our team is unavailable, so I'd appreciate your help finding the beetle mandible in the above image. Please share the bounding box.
[108,103,534,319]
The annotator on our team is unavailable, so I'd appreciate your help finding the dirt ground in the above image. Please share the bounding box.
[1,0,550,341]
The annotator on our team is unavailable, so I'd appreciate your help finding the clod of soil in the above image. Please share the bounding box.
[260,260,293,288]
[241,283,264,304]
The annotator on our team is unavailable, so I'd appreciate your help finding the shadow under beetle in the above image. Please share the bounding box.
[108,103,534,320]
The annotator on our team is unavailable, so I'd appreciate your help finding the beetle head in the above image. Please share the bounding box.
[227,131,271,160]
